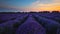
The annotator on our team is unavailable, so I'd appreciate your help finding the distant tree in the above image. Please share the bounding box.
[29,11,36,13]
[52,11,59,13]
[41,11,50,13]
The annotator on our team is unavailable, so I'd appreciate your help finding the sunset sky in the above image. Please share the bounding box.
[0,0,60,12]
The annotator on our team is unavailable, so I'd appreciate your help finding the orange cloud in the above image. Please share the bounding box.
[24,0,60,12]
[0,0,60,12]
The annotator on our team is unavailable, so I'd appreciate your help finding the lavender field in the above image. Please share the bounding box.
[0,12,60,34]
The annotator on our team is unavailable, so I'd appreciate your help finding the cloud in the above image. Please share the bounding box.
[53,0,60,3]
[0,0,60,12]
[24,0,60,11]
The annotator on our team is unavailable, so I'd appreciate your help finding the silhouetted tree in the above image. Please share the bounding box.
[52,11,59,13]
[43,11,50,13]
